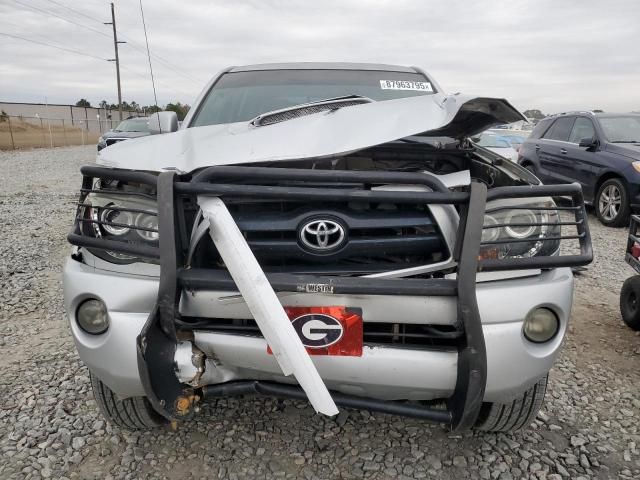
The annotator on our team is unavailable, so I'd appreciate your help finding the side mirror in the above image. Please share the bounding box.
[148,111,178,134]
[578,137,598,149]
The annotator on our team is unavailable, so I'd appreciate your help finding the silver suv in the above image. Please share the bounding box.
[64,63,592,432]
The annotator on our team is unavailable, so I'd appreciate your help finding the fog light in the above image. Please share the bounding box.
[523,308,559,343]
[76,299,109,334]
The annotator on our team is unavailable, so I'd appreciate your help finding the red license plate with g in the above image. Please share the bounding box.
[268,306,363,356]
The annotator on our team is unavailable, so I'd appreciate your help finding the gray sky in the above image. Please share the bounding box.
[1,0,639,114]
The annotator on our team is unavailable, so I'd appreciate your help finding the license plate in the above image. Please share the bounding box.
[268,306,363,356]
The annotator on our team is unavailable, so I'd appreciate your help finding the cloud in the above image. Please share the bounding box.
[1,0,639,113]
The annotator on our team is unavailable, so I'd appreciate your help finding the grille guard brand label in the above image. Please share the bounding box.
[298,283,334,294]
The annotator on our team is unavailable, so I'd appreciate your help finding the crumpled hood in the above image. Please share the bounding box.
[98,93,525,172]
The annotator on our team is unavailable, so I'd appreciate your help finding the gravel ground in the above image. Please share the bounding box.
[0,145,639,480]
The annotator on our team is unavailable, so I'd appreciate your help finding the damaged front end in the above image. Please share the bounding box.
[68,153,592,429]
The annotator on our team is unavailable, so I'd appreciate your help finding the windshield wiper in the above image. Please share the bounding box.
[251,95,373,127]
[612,140,640,143]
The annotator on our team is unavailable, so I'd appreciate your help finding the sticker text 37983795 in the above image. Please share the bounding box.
[379,80,433,92]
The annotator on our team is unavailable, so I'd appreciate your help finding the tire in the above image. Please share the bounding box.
[90,372,165,430]
[595,178,630,227]
[474,375,548,432]
[620,276,640,331]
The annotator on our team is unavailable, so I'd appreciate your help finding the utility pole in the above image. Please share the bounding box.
[105,3,126,120]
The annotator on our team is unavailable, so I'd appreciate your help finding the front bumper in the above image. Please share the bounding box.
[64,257,573,404]
[66,165,592,429]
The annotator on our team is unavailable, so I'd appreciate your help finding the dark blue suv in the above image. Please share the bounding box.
[519,112,640,226]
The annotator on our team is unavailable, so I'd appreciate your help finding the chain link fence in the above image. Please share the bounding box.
[0,115,123,150]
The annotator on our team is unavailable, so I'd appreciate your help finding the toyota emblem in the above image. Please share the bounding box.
[299,218,347,253]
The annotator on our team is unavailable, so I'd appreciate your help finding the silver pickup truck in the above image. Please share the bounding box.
[64,62,592,432]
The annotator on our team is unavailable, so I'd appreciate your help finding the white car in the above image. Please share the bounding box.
[475,133,519,162]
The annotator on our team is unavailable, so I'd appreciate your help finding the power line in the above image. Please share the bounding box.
[118,40,203,85]
[2,31,194,103]
[0,32,107,62]
[10,0,112,40]
[43,0,106,24]
[6,0,198,101]
[40,0,204,85]
[118,64,195,100]
[139,0,159,113]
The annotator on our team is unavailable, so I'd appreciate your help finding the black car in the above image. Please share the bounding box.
[519,112,640,226]
[97,117,150,152]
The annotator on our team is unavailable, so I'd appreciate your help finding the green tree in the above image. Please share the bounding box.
[99,100,109,109]
[142,105,162,115]
[522,109,545,120]
[75,98,92,107]
[0,110,8,122]
[164,102,191,121]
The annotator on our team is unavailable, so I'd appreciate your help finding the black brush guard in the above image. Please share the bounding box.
[626,214,640,273]
[68,165,593,430]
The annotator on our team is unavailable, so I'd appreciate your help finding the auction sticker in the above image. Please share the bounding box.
[379,80,433,92]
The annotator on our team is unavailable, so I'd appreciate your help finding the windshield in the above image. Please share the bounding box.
[114,118,149,132]
[477,135,511,148]
[190,69,435,127]
[599,116,640,142]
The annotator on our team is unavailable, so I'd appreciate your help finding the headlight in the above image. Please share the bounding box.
[79,188,158,264]
[98,136,104,144]
[100,203,133,236]
[480,198,561,260]
[135,213,160,241]
[503,209,537,239]
[481,214,500,243]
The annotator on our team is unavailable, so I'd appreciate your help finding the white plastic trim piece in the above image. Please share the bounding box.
[197,196,339,416]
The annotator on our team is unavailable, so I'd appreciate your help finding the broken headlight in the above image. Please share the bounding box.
[78,188,158,264]
[480,198,561,260]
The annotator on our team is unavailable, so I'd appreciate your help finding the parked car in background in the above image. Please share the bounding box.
[499,133,527,151]
[97,116,150,152]
[474,132,519,162]
[518,112,640,227]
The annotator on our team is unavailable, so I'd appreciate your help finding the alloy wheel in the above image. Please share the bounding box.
[598,184,622,221]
